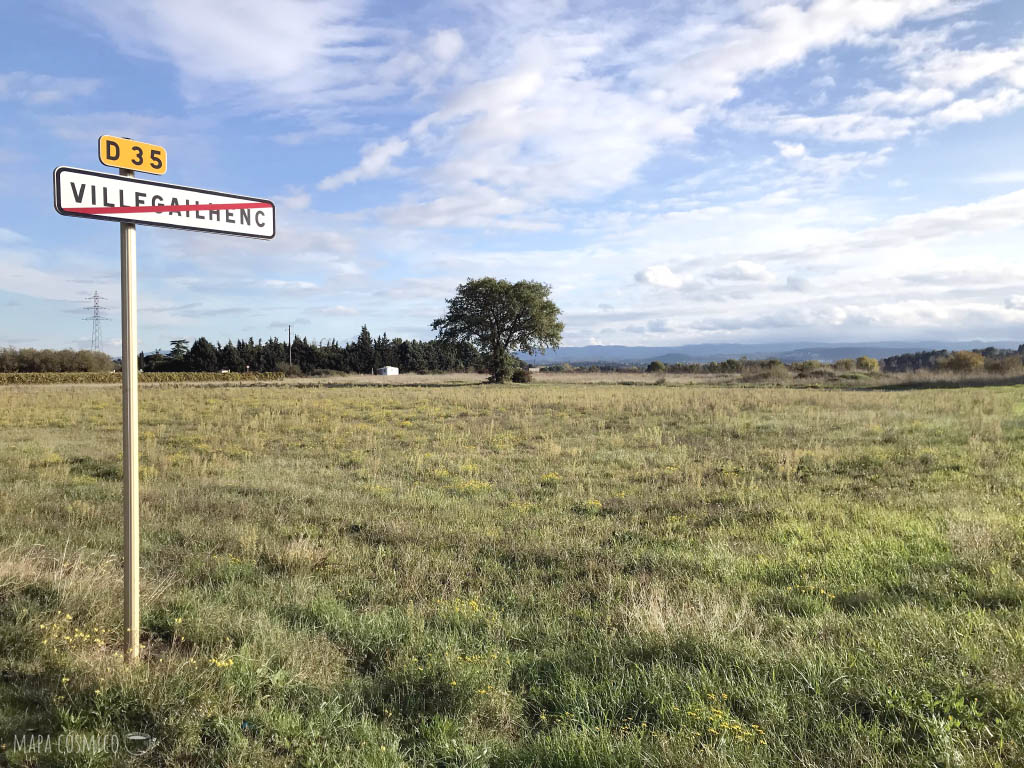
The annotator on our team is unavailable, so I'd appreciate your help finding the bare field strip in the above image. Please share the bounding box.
[1,382,1022,766]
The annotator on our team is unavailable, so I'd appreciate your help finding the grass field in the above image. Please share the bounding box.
[1,380,1022,766]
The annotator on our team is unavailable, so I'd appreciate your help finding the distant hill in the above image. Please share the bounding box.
[520,340,1022,366]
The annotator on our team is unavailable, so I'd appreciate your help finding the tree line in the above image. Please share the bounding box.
[0,347,113,373]
[144,278,562,380]
[7,341,1023,377]
[140,326,482,374]
[879,345,1024,373]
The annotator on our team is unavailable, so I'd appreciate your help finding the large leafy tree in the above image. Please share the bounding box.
[432,278,563,382]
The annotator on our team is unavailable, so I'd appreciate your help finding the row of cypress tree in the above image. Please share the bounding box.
[140,326,482,374]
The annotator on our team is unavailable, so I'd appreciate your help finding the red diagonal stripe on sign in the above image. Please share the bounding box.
[63,202,273,215]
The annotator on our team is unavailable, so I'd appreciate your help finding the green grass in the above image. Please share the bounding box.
[1,381,1022,766]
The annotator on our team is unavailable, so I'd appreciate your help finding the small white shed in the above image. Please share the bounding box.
[375,366,399,376]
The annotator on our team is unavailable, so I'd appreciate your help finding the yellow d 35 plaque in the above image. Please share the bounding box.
[98,135,167,175]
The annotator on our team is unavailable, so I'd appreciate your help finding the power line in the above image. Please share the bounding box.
[84,291,109,352]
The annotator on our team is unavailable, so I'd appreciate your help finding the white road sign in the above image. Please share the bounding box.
[53,166,275,239]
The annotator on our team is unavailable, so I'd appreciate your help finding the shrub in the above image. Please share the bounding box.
[646,360,666,373]
[791,360,823,374]
[984,355,1023,374]
[0,347,113,373]
[940,350,984,373]
[834,358,856,371]
[707,358,744,373]
[740,362,791,383]
[798,367,833,379]
[856,356,880,372]
[275,362,304,377]
[511,367,533,383]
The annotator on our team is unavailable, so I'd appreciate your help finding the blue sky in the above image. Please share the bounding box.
[4,0,1024,355]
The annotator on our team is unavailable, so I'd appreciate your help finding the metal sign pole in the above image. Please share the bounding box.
[119,168,140,662]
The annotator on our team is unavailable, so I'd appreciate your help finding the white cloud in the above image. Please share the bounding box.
[709,260,773,282]
[786,275,811,292]
[428,29,464,63]
[927,87,1024,126]
[279,187,311,210]
[274,120,355,146]
[0,71,99,104]
[0,245,119,302]
[0,228,27,244]
[39,111,207,147]
[734,106,917,141]
[635,265,693,289]
[374,183,548,230]
[399,0,962,210]
[588,181,1024,343]
[262,279,317,291]
[628,0,955,109]
[410,56,700,203]
[70,0,401,109]
[790,147,892,181]
[855,188,1024,249]
[908,37,1024,91]
[848,86,955,113]
[971,170,1024,184]
[690,305,849,332]
[319,136,409,191]
[775,141,806,158]
[738,28,1024,146]
[69,0,996,216]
